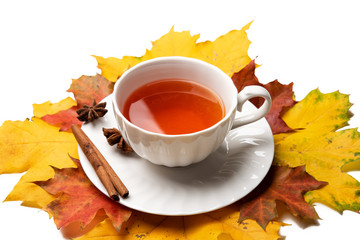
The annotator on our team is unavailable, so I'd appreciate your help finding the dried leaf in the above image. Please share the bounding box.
[231,59,261,92]
[0,117,78,208]
[40,75,113,131]
[93,56,142,84]
[262,80,296,134]
[75,204,286,240]
[33,97,77,118]
[36,157,131,232]
[232,60,296,134]
[238,165,326,230]
[67,74,114,108]
[33,97,82,132]
[274,89,360,213]
[93,22,253,82]
[41,106,82,131]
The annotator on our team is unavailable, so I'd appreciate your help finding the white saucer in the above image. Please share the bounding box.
[78,95,274,216]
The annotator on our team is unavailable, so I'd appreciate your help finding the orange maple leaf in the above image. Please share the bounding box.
[41,74,114,131]
[35,157,131,232]
[67,74,114,108]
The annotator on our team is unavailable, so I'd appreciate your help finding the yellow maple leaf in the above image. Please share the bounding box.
[141,26,202,60]
[93,22,253,82]
[75,205,286,240]
[33,97,77,118]
[0,100,78,208]
[274,89,360,212]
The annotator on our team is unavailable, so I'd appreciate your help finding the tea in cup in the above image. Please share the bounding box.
[112,57,271,167]
[122,78,225,135]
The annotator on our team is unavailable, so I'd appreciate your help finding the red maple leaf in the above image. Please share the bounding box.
[232,59,261,92]
[232,60,296,134]
[41,106,82,132]
[238,165,327,230]
[35,157,131,232]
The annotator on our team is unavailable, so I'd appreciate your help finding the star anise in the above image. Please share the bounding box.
[102,128,133,154]
[76,100,108,122]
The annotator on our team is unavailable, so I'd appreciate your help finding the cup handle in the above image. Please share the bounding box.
[232,86,272,128]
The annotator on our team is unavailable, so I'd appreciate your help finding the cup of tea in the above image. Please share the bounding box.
[112,56,271,167]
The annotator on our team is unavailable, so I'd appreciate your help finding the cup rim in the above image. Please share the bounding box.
[112,56,238,138]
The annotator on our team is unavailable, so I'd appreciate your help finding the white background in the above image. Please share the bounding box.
[1,0,359,239]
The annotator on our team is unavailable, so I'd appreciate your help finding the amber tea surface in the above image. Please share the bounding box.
[122,79,225,134]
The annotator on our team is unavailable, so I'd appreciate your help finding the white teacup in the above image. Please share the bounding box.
[112,56,271,167]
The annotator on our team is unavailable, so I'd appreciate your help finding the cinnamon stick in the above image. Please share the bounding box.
[92,146,129,198]
[71,125,129,199]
